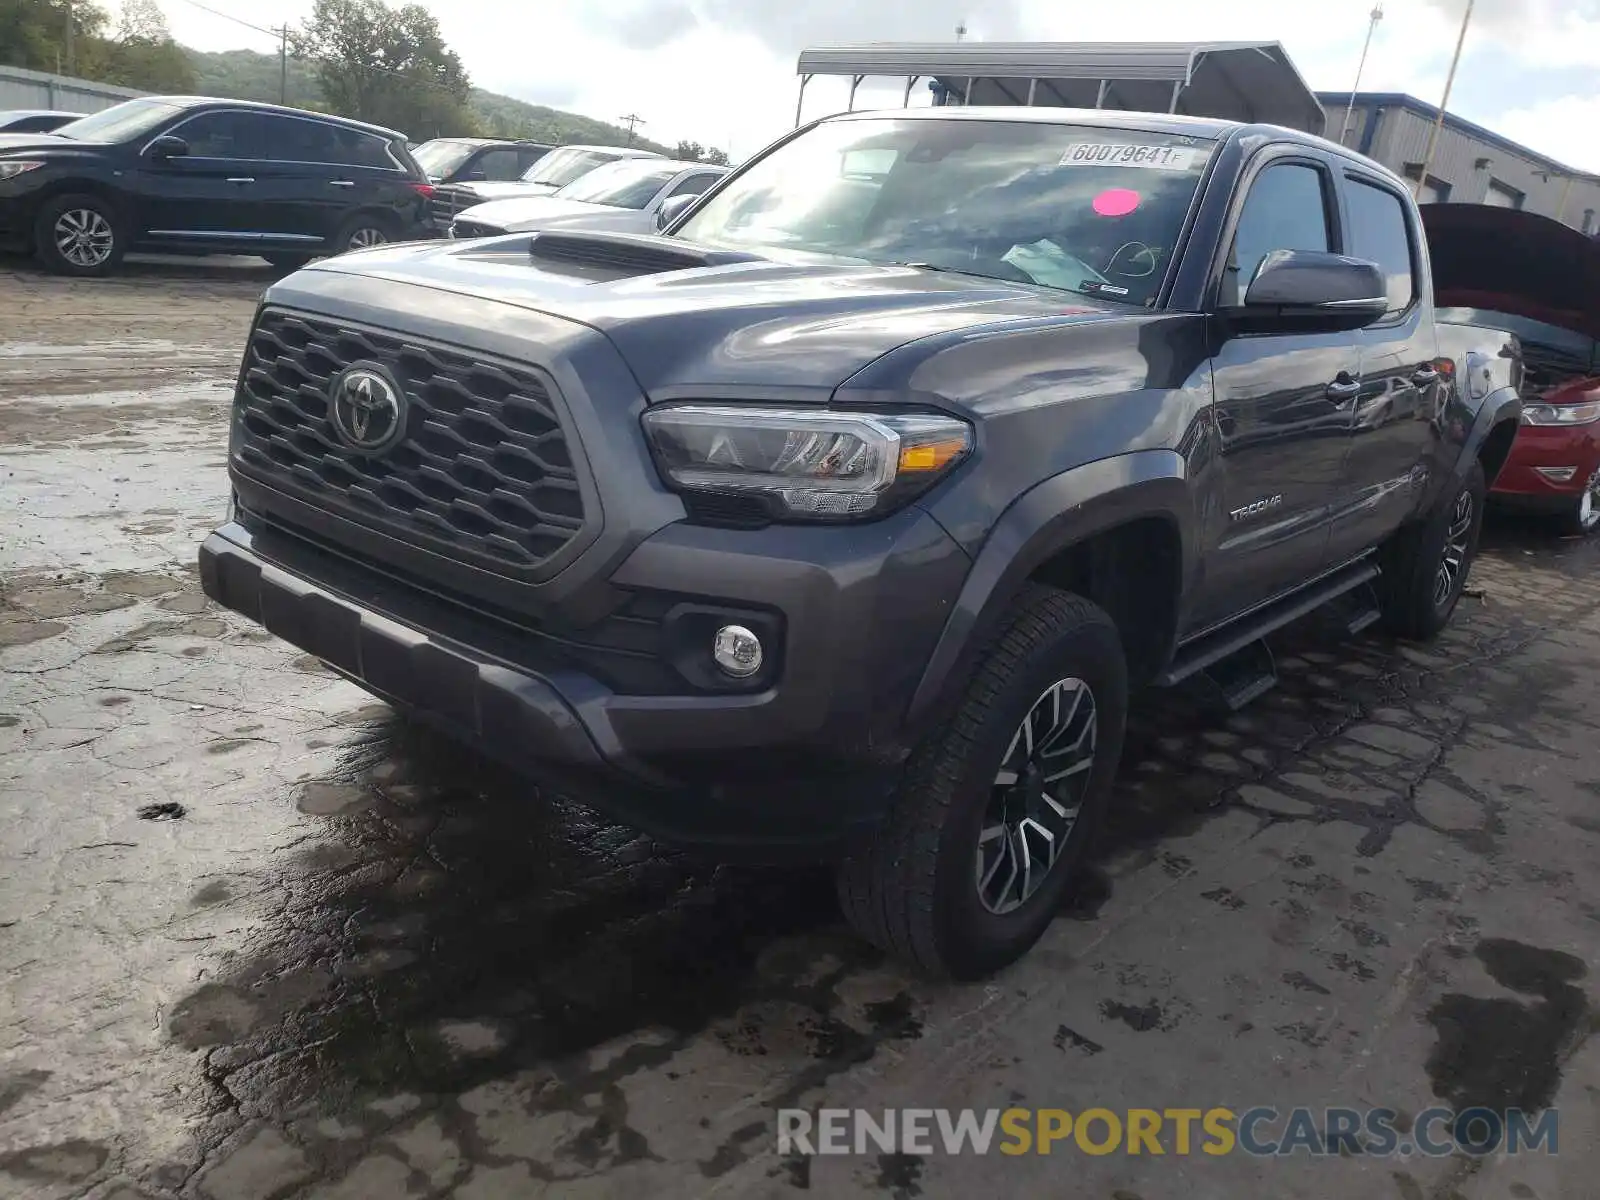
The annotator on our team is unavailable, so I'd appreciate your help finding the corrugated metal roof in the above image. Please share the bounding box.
[795,41,1325,135]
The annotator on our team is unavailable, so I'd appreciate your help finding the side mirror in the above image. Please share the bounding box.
[1224,250,1389,334]
[147,134,189,159]
[656,193,697,232]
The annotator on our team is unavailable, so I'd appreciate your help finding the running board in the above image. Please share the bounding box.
[1200,637,1277,711]
[1156,560,1382,688]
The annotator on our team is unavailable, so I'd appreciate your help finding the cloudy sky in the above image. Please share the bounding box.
[156,0,1600,171]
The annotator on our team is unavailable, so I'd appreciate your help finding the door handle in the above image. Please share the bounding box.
[1325,374,1361,404]
[226,177,254,184]
[329,180,356,188]
[1412,366,1441,386]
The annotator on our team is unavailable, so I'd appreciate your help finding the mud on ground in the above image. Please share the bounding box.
[3,258,1600,1200]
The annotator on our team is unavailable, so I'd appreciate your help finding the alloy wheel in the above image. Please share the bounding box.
[976,677,1098,915]
[54,208,114,268]
[1578,467,1600,532]
[1433,490,1474,608]
[347,226,387,250]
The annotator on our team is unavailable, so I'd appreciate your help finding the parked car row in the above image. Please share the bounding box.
[0,97,714,275]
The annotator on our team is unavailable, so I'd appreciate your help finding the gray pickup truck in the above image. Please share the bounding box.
[200,107,1521,978]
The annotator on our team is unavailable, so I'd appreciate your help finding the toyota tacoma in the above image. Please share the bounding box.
[200,108,1522,978]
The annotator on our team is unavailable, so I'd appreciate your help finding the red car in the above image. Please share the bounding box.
[1423,204,1600,534]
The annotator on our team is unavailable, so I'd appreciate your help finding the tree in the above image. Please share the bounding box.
[294,0,474,139]
[99,0,196,92]
[674,140,729,166]
[0,0,107,74]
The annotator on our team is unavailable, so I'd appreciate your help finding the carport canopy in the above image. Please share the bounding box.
[793,41,1326,135]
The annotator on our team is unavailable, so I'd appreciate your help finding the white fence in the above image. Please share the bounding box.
[0,64,144,114]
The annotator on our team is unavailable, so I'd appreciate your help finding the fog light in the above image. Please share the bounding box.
[1535,466,1578,482]
[712,624,763,677]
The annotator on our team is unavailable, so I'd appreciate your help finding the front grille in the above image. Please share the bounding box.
[429,186,478,228]
[233,309,588,575]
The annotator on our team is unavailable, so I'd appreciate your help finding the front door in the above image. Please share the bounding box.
[1327,168,1445,561]
[131,110,266,244]
[1190,155,1359,632]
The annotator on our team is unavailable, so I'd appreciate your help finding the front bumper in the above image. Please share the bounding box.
[1490,421,1600,510]
[200,501,968,848]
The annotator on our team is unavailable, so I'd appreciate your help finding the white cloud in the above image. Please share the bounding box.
[155,0,1600,169]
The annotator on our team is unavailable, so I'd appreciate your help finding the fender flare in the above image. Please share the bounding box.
[905,449,1196,731]
[1454,384,1522,484]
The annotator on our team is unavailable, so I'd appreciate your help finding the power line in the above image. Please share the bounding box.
[170,0,280,41]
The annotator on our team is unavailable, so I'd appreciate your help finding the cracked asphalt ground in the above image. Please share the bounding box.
[4,260,1600,1200]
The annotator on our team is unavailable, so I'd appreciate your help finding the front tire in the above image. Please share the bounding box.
[1557,466,1600,537]
[1379,460,1486,641]
[34,193,124,277]
[836,586,1128,979]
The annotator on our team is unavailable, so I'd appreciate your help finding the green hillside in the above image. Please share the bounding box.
[183,47,672,153]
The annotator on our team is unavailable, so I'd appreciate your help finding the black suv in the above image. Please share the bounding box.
[410,137,552,186]
[0,95,432,275]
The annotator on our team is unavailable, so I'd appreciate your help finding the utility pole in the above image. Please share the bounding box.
[277,25,289,105]
[618,113,645,145]
[1339,3,1384,147]
[64,0,75,76]
[1413,0,1475,200]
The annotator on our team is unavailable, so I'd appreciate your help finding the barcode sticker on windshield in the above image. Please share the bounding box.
[1060,143,1198,170]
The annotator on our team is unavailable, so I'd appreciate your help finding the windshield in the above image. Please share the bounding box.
[52,98,187,143]
[676,117,1217,306]
[523,147,622,187]
[412,139,478,179]
[554,160,678,208]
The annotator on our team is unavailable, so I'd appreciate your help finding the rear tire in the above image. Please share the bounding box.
[1378,461,1486,641]
[33,193,124,277]
[836,586,1128,979]
[333,213,393,255]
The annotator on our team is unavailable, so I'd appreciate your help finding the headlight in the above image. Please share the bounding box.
[1522,402,1600,426]
[0,161,45,181]
[640,404,972,520]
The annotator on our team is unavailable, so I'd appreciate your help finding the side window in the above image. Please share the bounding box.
[665,172,719,199]
[173,111,263,160]
[518,147,548,174]
[337,130,397,170]
[262,116,338,164]
[1226,162,1332,305]
[472,149,521,180]
[1343,176,1416,316]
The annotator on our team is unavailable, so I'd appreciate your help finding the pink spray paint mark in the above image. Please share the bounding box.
[1092,188,1141,217]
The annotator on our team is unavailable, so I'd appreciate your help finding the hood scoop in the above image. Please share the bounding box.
[526,230,763,279]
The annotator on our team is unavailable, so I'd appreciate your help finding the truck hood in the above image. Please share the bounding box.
[460,196,632,231]
[282,233,1127,394]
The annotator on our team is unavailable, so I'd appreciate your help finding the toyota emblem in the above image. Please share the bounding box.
[329,364,406,453]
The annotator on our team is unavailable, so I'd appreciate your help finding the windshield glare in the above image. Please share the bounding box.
[675,118,1217,305]
[51,98,186,143]
[524,148,620,187]
[412,139,476,178]
[555,161,677,208]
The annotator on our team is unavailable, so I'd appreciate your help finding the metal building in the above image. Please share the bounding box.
[0,64,141,115]
[1319,91,1600,234]
[794,42,1326,135]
